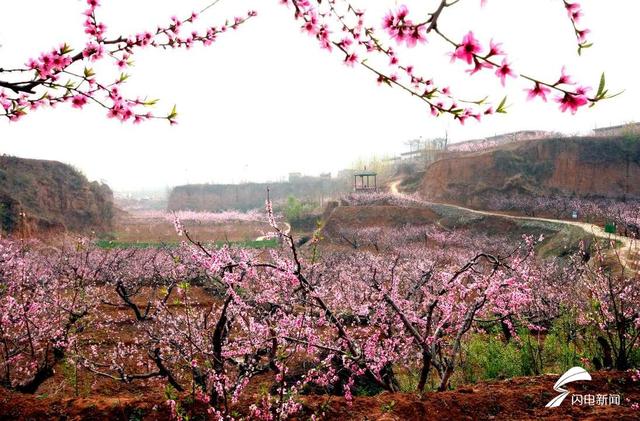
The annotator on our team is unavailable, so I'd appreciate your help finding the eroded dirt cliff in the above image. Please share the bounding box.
[0,155,113,236]
[422,136,640,206]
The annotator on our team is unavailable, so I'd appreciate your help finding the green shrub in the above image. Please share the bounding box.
[542,333,581,373]
[543,311,591,373]
[394,367,421,393]
[461,334,523,383]
[519,331,544,376]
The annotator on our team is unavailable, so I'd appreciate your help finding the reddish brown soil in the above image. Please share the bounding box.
[0,392,163,421]
[301,372,640,420]
[2,372,638,420]
[114,215,270,243]
[324,205,440,230]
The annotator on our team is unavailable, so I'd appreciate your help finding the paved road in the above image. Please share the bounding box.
[388,180,638,269]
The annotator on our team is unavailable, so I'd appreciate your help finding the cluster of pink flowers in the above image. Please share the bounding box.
[0,239,99,391]
[26,46,74,79]
[382,5,427,48]
[82,42,105,61]
[83,0,105,41]
[569,241,640,370]
[0,91,12,112]
[444,28,593,114]
[282,0,492,123]
[0,0,614,124]
[342,191,428,208]
[447,137,503,153]
[447,132,556,153]
[547,67,589,114]
[563,2,591,51]
[131,209,268,224]
[450,32,515,87]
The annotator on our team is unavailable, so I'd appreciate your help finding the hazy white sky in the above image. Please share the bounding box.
[0,0,638,191]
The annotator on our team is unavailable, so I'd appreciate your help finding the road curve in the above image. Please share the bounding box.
[388,180,638,268]
[255,222,291,242]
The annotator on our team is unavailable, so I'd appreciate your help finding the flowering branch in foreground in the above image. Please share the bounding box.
[0,0,256,124]
[280,0,619,124]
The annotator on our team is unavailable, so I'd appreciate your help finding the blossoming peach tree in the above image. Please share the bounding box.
[0,0,619,125]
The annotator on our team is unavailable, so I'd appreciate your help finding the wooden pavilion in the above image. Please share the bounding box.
[353,170,378,192]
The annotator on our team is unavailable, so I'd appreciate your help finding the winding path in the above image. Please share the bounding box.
[389,180,639,269]
[255,222,291,242]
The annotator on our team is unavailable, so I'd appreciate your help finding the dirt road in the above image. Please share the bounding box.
[388,180,639,268]
[255,222,291,241]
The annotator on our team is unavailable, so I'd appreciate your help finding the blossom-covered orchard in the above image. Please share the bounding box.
[130,210,269,224]
[0,0,618,125]
[484,193,640,236]
[1,202,638,419]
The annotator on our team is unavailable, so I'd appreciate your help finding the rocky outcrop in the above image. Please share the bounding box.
[421,136,640,206]
[0,155,114,236]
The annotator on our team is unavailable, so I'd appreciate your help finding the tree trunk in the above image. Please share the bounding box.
[597,336,613,369]
[417,351,432,392]
[500,317,513,343]
[437,365,453,392]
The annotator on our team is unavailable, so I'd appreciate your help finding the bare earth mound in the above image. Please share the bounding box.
[324,205,440,230]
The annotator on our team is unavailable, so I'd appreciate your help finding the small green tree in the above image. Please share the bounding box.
[284,196,303,223]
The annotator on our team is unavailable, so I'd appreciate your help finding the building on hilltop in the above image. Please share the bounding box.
[447,130,556,153]
[401,137,448,165]
[593,122,640,137]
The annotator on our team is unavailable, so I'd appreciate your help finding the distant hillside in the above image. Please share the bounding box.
[0,155,114,235]
[168,178,349,212]
[422,135,640,206]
